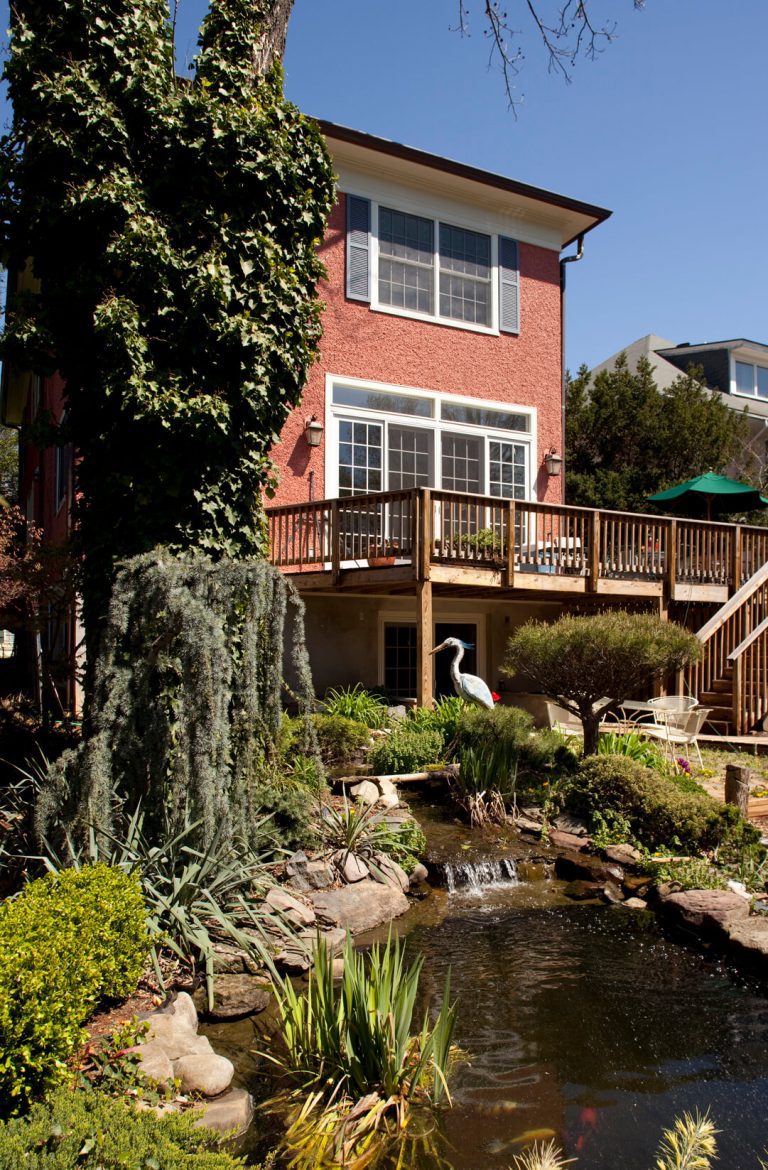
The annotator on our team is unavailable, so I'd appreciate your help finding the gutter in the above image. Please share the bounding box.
[559,235,585,491]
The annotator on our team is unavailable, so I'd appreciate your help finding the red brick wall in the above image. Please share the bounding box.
[271,194,564,506]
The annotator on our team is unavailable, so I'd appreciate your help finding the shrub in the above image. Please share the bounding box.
[322,684,389,729]
[408,696,465,749]
[0,1086,245,1169]
[0,865,149,1115]
[368,725,444,775]
[598,730,666,769]
[570,755,760,854]
[310,714,370,768]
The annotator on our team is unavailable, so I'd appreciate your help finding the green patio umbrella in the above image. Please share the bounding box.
[647,472,768,521]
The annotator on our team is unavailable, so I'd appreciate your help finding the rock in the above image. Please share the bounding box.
[370,852,409,893]
[173,1053,235,1098]
[519,806,543,823]
[656,889,751,941]
[377,793,400,810]
[555,851,623,884]
[409,862,429,885]
[331,958,345,979]
[387,705,407,721]
[285,851,336,892]
[131,1041,174,1083]
[350,780,379,805]
[548,830,591,853]
[622,874,653,897]
[378,778,398,797]
[604,844,643,866]
[341,852,370,883]
[309,882,409,935]
[564,880,604,901]
[210,944,251,975]
[726,918,768,969]
[602,880,624,904]
[147,991,198,1032]
[624,897,649,910]
[193,1089,254,1137]
[726,879,751,901]
[265,887,316,927]
[144,1018,214,1060]
[515,815,545,835]
[208,975,272,1021]
[553,813,589,837]
[516,861,550,882]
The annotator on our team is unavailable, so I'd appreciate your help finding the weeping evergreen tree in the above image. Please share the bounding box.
[37,551,320,851]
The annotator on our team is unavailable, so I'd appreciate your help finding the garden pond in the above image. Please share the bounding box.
[204,793,768,1170]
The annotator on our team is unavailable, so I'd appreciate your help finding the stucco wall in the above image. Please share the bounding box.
[272,194,563,508]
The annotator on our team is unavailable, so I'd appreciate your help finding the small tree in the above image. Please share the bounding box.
[503,611,700,756]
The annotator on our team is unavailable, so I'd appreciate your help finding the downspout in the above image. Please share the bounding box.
[559,234,585,496]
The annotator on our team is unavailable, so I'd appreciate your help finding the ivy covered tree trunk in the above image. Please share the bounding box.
[0,0,334,686]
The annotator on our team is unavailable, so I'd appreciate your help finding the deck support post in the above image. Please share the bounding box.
[665,518,677,602]
[416,579,434,709]
[731,525,742,595]
[506,501,516,588]
[588,510,600,591]
[419,488,432,582]
[330,500,340,584]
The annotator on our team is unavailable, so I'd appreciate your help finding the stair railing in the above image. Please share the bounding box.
[682,560,768,728]
[728,615,768,735]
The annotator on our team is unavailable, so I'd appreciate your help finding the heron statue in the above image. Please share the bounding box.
[429,637,495,708]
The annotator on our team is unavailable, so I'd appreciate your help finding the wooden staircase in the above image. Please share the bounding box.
[682,562,768,737]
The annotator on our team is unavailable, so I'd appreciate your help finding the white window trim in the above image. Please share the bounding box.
[731,353,768,401]
[325,374,537,502]
[370,202,500,336]
[377,609,487,695]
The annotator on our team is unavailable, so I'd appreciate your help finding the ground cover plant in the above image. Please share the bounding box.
[0,864,148,1115]
[309,714,370,769]
[368,723,445,775]
[0,1086,245,1169]
[407,695,465,753]
[322,683,389,729]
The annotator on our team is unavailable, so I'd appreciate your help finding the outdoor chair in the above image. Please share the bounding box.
[545,701,584,739]
[637,707,711,768]
[647,695,699,718]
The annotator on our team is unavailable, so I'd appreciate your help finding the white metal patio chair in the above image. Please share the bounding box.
[638,707,711,768]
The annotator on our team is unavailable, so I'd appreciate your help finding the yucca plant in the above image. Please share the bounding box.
[322,684,389,730]
[510,1141,574,1170]
[654,1111,718,1170]
[43,809,294,1008]
[269,933,457,1119]
[319,798,423,872]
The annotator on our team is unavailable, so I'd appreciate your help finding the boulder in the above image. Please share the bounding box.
[726,918,768,970]
[409,862,429,885]
[604,844,643,866]
[370,852,409,893]
[350,780,380,805]
[553,813,589,837]
[563,880,604,901]
[161,992,198,1032]
[548,830,591,853]
[377,793,400,810]
[208,975,272,1021]
[193,1088,254,1137]
[555,851,623,884]
[340,853,369,883]
[285,851,336,892]
[602,880,625,905]
[387,705,407,721]
[265,887,316,927]
[131,1041,174,1084]
[309,882,409,935]
[378,778,398,797]
[656,888,751,941]
[173,1053,235,1098]
[624,897,649,910]
[516,815,545,835]
[144,1018,213,1060]
[622,873,653,897]
[210,944,252,975]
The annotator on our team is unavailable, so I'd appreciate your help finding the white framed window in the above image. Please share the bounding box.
[733,359,768,401]
[346,195,519,336]
[326,376,534,502]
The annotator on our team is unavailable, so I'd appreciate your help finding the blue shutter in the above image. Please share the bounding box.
[498,236,520,334]
[346,195,371,302]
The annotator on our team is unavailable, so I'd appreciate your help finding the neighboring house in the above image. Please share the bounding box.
[590,334,768,482]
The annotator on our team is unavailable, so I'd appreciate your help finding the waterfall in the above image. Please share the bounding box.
[443,857,518,894]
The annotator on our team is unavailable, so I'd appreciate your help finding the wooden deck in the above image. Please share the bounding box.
[267,487,768,604]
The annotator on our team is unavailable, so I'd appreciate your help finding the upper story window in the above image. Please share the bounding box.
[734,359,768,400]
[346,195,519,335]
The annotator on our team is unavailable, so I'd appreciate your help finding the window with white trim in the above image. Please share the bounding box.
[734,360,768,400]
[346,195,519,335]
[328,379,532,502]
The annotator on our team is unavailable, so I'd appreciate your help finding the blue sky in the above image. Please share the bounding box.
[3,1,766,372]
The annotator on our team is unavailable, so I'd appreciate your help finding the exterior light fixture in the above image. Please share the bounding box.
[545,448,563,476]
[304,416,324,448]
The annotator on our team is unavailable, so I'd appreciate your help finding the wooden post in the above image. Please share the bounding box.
[506,500,516,588]
[331,500,340,584]
[733,657,743,735]
[666,518,677,599]
[588,510,600,592]
[420,488,432,582]
[725,763,750,817]
[731,525,742,595]
[416,579,434,709]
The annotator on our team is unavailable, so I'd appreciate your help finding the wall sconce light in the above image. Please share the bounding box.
[544,448,563,476]
[304,416,324,448]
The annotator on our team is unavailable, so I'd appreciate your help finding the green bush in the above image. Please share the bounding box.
[454,705,574,793]
[0,865,149,1115]
[0,1087,245,1168]
[322,684,389,729]
[368,725,444,775]
[310,714,370,768]
[570,755,760,854]
[407,696,465,750]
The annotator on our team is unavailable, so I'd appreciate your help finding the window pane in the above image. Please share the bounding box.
[439,224,490,278]
[388,426,431,490]
[332,384,434,417]
[489,441,527,500]
[441,401,530,433]
[380,208,433,263]
[438,224,491,325]
[384,624,417,700]
[379,257,433,314]
[442,433,482,494]
[439,273,490,325]
[378,208,434,315]
[736,361,755,395]
[338,420,383,496]
[758,367,768,400]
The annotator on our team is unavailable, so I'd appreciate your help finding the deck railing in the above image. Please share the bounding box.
[266,488,768,592]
